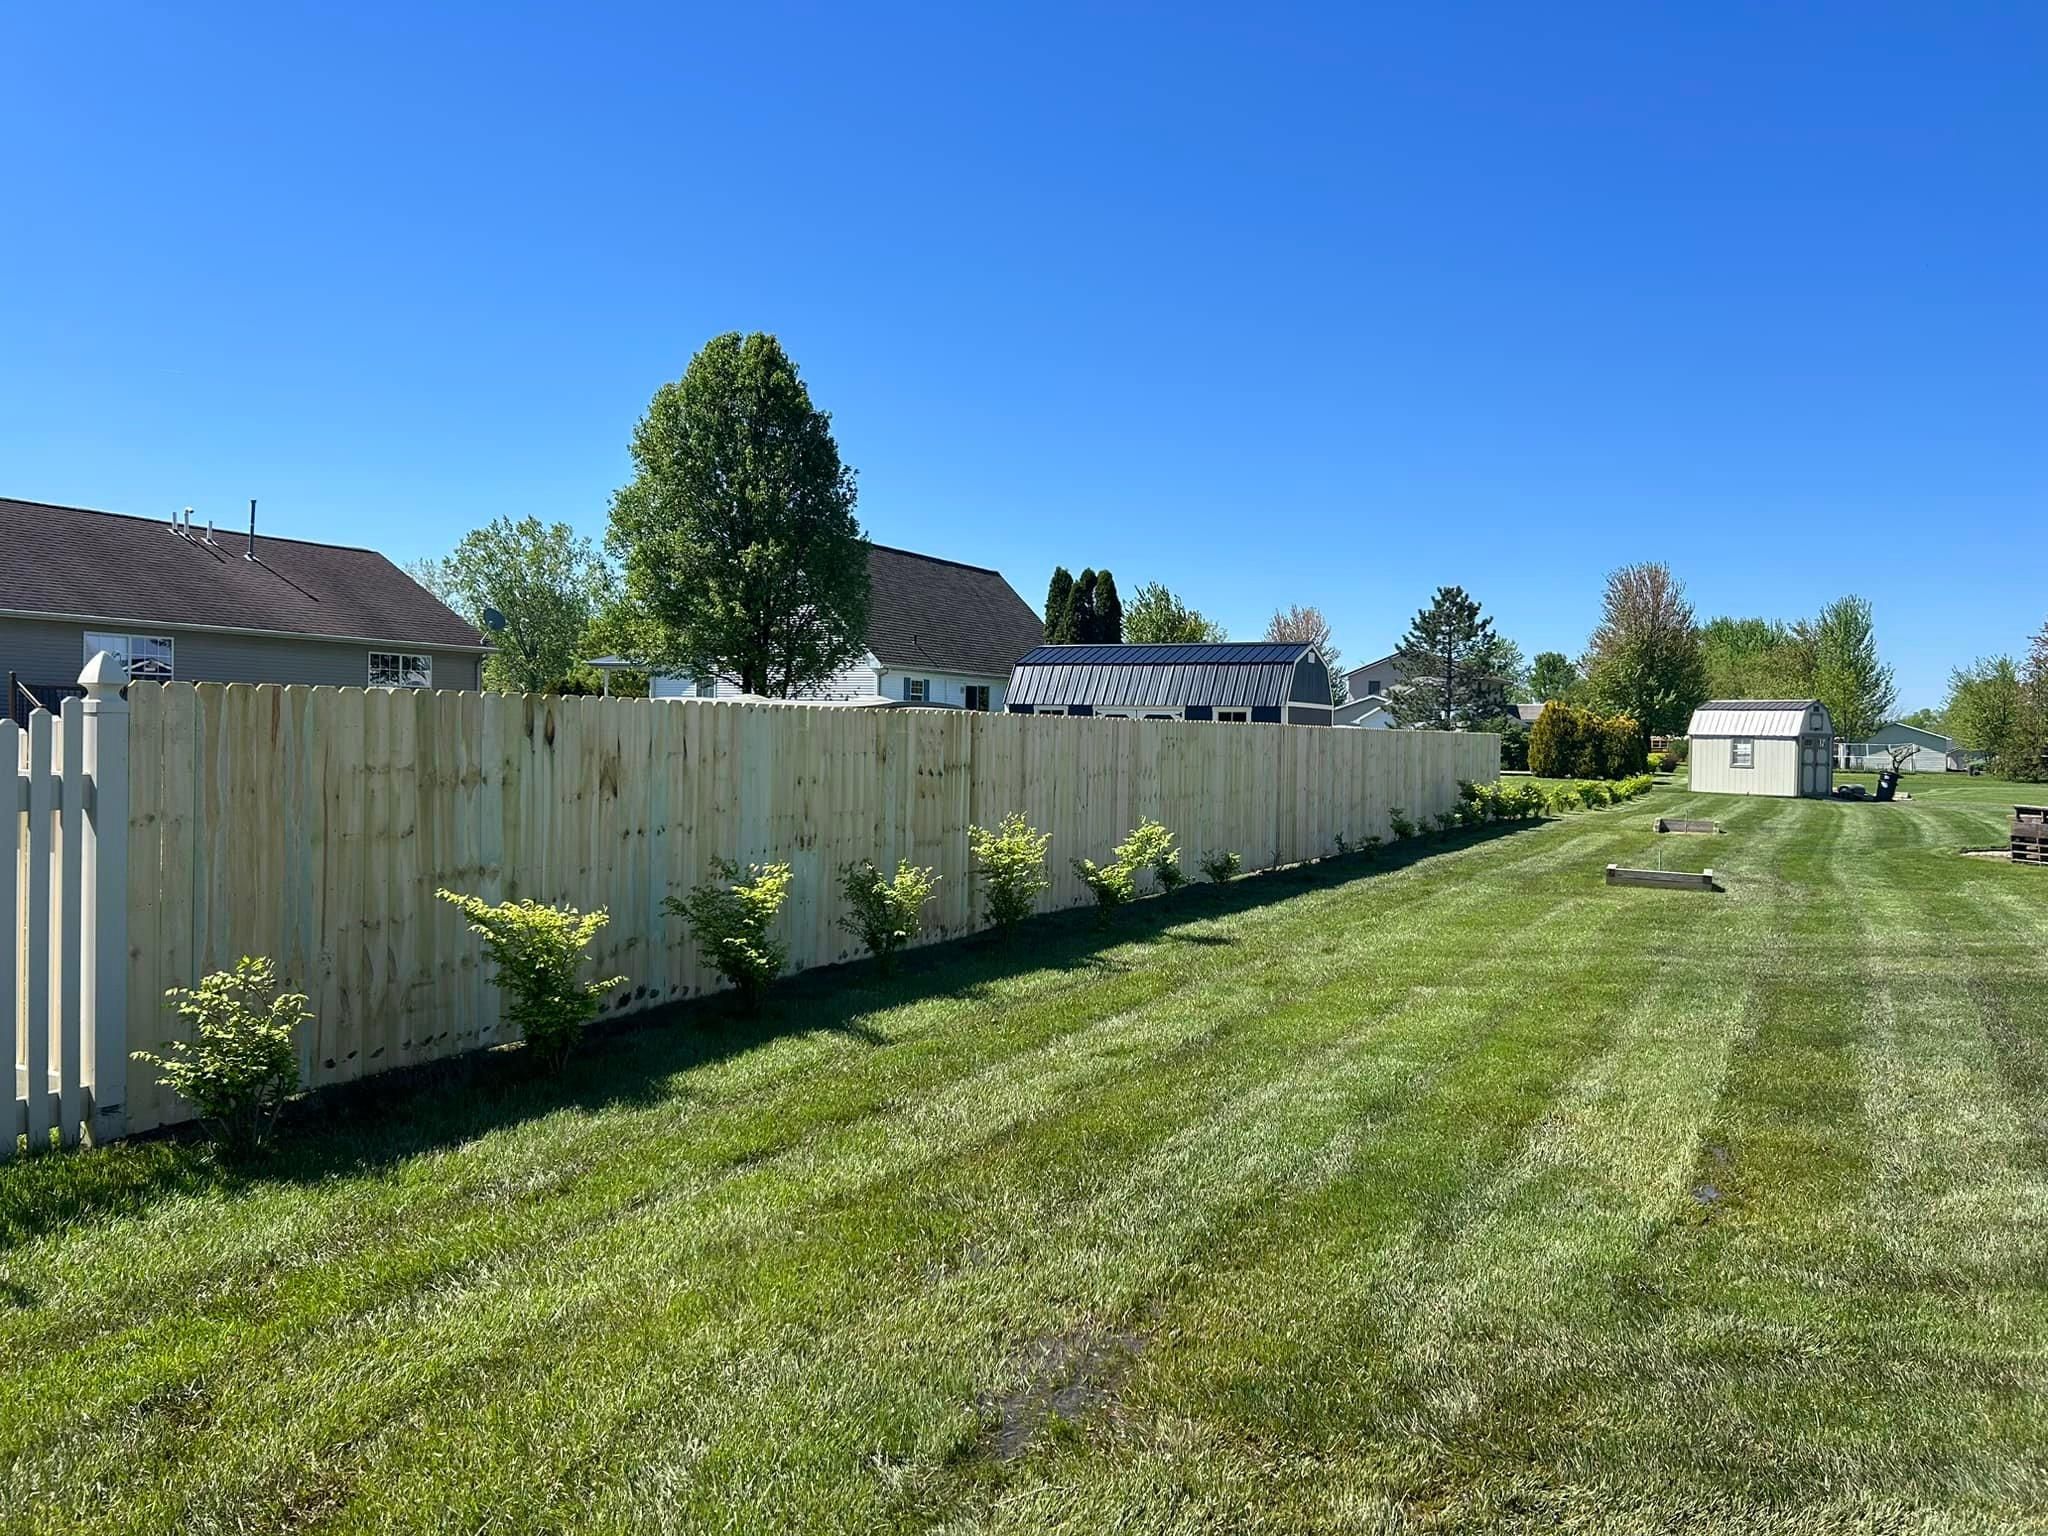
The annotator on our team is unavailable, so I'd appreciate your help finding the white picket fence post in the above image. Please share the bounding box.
[3,654,128,1157]
[80,653,129,1142]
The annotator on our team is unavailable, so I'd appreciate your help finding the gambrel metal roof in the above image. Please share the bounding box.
[1008,642,1325,709]
[1687,699,1832,739]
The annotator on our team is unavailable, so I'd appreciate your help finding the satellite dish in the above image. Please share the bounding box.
[481,607,508,632]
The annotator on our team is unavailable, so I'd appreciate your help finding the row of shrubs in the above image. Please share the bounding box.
[1528,702,1647,781]
[129,775,1659,1152]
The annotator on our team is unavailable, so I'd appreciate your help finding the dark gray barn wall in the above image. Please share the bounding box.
[1289,652,1333,705]
[0,615,483,690]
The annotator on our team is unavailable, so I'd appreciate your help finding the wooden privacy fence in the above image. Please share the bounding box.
[111,685,1495,1133]
[7,659,128,1156]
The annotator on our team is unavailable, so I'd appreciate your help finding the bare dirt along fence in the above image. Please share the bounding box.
[99,684,1495,1132]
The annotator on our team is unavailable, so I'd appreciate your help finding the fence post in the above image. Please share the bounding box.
[80,652,128,1143]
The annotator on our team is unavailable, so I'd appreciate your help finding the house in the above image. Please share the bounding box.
[1335,695,1395,728]
[1835,721,1967,773]
[0,496,489,719]
[1686,699,1835,798]
[1344,653,1403,706]
[1006,642,1334,724]
[651,543,1045,710]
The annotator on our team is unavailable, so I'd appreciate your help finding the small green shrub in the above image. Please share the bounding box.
[1200,849,1242,884]
[1389,808,1417,840]
[1118,818,1184,894]
[1359,834,1384,854]
[838,859,939,972]
[1431,810,1460,838]
[1546,782,1584,816]
[133,957,307,1154]
[1654,750,1679,773]
[440,891,626,1067]
[968,813,1052,931]
[1072,854,1137,918]
[667,860,792,1010]
[1614,773,1655,800]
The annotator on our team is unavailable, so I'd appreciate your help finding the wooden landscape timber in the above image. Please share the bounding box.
[118,685,1498,1131]
[1655,817,1719,834]
[1606,863,1718,892]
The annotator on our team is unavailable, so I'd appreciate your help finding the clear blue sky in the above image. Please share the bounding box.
[5,3,2041,708]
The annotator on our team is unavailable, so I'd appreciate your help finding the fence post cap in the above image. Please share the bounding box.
[79,650,126,699]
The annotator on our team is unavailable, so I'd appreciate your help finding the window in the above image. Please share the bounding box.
[84,631,174,681]
[1216,709,1250,723]
[694,676,717,698]
[903,677,929,703]
[1365,678,1381,697]
[369,652,433,689]
[1730,738,1754,769]
[964,684,991,712]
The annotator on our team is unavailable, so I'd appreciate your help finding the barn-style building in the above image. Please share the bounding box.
[1005,642,1334,725]
[1686,699,1835,798]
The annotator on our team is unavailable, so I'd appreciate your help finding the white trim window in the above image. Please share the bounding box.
[1730,737,1755,769]
[903,677,929,703]
[369,652,433,689]
[84,631,174,681]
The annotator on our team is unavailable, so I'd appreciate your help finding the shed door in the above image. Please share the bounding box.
[1800,737,1827,797]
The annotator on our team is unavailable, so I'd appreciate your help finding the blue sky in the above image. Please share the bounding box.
[4,3,2041,708]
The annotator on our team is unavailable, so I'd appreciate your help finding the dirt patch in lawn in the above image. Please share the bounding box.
[978,1316,1149,1460]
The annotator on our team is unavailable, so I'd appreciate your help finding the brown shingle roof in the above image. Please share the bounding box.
[0,497,488,650]
[863,543,1043,678]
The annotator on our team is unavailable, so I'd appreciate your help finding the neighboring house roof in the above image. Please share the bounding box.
[1687,699,1831,739]
[1344,653,1402,696]
[865,544,1044,678]
[0,496,488,651]
[1845,722,1955,751]
[1335,694,1392,726]
[1009,642,1327,709]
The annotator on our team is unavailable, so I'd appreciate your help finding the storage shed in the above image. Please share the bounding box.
[1686,699,1834,798]
[1005,642,1334,725]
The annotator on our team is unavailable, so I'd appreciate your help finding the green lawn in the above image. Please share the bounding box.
[4,780,2047,1533]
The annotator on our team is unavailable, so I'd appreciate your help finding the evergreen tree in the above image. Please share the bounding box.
[1094,570,1124,643]
[1390,586,1511,727]
[1068,569,1099,643]
[1043,567,1074,641]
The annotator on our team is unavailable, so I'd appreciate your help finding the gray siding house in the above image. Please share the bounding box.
[1,497,488,716]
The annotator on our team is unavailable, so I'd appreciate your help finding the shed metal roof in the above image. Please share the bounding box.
[1008,642,1319,709]
[1687,699,1830,739]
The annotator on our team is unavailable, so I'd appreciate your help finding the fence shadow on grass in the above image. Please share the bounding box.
[0,817,1535,1249]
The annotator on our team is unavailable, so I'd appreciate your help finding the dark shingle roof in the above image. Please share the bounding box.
[865,544,1044,677]
[0,497,488,650]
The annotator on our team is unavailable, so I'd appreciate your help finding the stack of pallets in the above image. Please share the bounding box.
[2013,806,2048,865]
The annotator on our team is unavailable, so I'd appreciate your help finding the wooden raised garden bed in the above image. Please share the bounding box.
[1606,864,1718,892]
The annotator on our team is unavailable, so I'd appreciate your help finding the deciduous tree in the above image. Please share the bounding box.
[1124,583,1228,644]
[1528,650,1580,703]
[1809,595,1896,741]
[1581,563,1708,747]
[419,516,609,694]
[1263,604,1345,704]
[607,332,870,697]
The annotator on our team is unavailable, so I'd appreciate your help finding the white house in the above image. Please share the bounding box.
[1835,721,1967,773]
[651,543,1045,711]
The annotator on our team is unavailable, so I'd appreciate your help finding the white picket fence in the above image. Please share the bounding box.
[5,656,127,1157]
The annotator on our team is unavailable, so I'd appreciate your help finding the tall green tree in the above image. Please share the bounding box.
[1809,595,1896,740]
[1094,571,1124,643]
[1389,586,1509,727]
[2015,622,2048,781]
[1067,570,1099,644]
[1528,650,1580,703]
[1698,616,1815,701]
[1043,567,1074,641]
[1124,583,1228,644]
[1944,657,2022,760]
[416,516,609,694]
[1263,604,1346,703]
[1581,563,1708,747]
[607,332,870,697]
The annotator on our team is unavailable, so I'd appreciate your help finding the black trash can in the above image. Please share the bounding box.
[1875,770,1898,802]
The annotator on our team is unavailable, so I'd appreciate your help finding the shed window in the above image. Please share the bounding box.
[85,631,174,681]
[1216,709,1250,723]
[1730,738,1754,769]
[369,652,432,689]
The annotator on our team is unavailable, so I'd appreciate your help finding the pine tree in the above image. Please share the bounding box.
[1043,567,1074,642]
[1094,570,1124,644]
[1390,587,1511,728]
